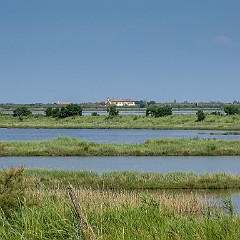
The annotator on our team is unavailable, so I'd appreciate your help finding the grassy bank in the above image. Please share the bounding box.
[1,113,240,130]
[1,137,240,156]
[1,184,240,239]
[25,169,240,190]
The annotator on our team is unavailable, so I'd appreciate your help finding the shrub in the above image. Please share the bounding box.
[211,111,222,116]
[107,106,119,116]
[45,104,82,118]
[0,166,27,216]
[13,107,32,117]
[91,112,100,116]
[224,105,239,115]
[196,110,205,122]
[146,106,172,117]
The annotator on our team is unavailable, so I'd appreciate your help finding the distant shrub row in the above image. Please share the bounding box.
[12,104,240,120]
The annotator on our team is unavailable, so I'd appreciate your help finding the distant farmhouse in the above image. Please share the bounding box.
[57,101,72,105]
[105,98,135,107]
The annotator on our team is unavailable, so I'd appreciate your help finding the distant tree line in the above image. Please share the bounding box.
[10,104,240,120]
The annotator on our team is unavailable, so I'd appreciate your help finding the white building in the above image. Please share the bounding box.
[105,98,135,107]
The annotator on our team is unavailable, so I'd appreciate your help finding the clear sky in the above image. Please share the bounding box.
[0,0,239,103]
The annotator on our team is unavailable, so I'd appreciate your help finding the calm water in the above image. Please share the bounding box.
[1,156,240,173]
[0,128,240,143]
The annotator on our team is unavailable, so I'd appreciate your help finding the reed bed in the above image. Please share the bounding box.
[1,137,240,156]
[1,185,240,239]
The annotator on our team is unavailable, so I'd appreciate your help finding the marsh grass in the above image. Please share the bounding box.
[1,167,240,239]
[1,185,240,239]
[1,137,240,156]
[1,114,240,130]
[24,170,240,190]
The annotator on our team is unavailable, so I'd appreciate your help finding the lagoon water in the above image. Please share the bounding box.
[1,128,240,143]
[1,127,240,213]
[1,156,240,174]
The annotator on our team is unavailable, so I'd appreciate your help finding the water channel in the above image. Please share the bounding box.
[1,128,240,143]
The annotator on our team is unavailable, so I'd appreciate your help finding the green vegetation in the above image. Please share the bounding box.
[2,114,240,130]
[24,169,240,190]
[0,167,28,216]
[107,105,119,116]
[1,137,240,156]
[196,110,206,122]
[13,107,32,117]
[146,106,172,117]
[44,103,82,118]
[224,104,240,115]
[1,167,240,239]
[91,112,100,116]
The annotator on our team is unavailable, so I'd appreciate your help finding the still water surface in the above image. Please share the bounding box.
[1,128,240,143]
[1,156,240,174]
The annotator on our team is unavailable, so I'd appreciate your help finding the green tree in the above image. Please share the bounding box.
[196,110,205,122]
[65,104,82,117]
[224,105,239,115]
[13,107,32,117]
[107,106,119,116]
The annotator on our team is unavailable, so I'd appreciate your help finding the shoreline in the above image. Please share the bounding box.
[1,114,240,130]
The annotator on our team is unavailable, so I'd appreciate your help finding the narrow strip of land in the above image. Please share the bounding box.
[1,114,240,130]
[1,137,240,156]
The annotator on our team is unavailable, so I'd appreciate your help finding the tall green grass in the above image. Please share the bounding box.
[1,137,240,156]
[1,167,240,239]
[1,186,240,239]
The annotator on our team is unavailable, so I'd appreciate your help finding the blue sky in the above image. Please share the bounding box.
[0,0,239,103]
